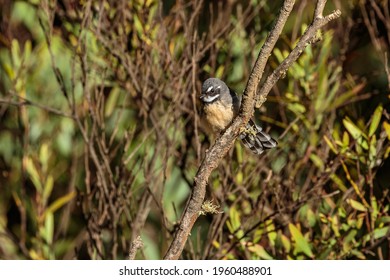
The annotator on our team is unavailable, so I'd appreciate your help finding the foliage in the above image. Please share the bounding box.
[0,0,389,259]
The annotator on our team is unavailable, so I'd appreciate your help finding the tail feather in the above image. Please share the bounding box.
[239,120,277,154]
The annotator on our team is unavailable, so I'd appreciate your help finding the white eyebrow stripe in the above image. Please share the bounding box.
[206,86,214,93]
[203,94,220,103]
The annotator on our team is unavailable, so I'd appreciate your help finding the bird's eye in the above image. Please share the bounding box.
[210,88,214,93]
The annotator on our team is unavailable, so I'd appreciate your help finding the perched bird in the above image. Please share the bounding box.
[199,78,277,154]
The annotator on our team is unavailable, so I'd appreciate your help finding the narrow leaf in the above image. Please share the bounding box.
[369,105,383,137]
[383,121,390,140]
[248,244,273,260]
[43,191,76,218]
[343,118,365,140]
[323,135,338,154]
[289,223,314,258]
[347,199,367,212]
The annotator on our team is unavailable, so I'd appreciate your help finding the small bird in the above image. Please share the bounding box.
[199,78,277,154]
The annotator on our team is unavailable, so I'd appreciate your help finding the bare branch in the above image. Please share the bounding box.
[0,96,74,119]
[385,52,390,92]
[314,0,327,19]
[256,7,342,108]
[128,236,144,260]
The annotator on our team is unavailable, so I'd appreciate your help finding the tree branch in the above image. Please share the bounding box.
[256,4,342,108]
[128,236,144,260]
[163,0,341,260]
[0,95,74,119]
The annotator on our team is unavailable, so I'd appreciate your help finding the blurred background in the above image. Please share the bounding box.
[0,0,389,259]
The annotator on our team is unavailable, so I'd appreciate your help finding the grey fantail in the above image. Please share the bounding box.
[199,78,277,154]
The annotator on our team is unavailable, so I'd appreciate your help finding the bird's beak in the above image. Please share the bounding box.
[199,94,205,100]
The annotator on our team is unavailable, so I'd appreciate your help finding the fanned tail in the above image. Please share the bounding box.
[239,120,277,154]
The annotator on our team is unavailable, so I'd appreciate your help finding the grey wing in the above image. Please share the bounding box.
[239,119,277,154]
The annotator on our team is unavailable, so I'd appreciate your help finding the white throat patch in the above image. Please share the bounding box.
[203,94,220,103]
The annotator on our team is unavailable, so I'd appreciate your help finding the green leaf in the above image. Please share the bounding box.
[383,121,390,140]
[343,118,365,140]
[344,229,357,245]
[343,118,368,149]
[369,134,377,166]
[281,234,291,253]
[373,226,389,239]
[290,62,305,79]
[215,65,225,79]
[289,223,314,258]
[371,196,378,222]
[309,153,324,171]
[331,215,340,237]
[42,175,54,206]
[39,143,50,173]
[364,226,389,241]
[105,87,120,117]
[342,131,350,147]
[377,216,390,224]
[287,102,306,114]
[347,199,367,212]
[253,228,263,244]
[227,207,244,238]
[44,211,54,245]
[323,135,338,154]
[306,208,317,227]
[25,157,43,193]
[43,191,76,218]
[266,220,277,247]
[351,249,365,259]
[330,173,348,192]
[248,244,273,260]
[235,171,243,185]
[11,39,21,69]
[273,48,286,63]
[369,105,383,137]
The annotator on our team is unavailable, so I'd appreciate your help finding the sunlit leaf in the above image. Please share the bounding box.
[42,175,54,206]
[309,153,324,171]
[347,199,367,212]
[39,143,50,174]
[44,211,54,245]
[253,229,263,244]
[323,135,338,154]
[227,207,244,238]
[43,191,76,218]
[331,215,340,237]
[330,173,348,192]
[289,223,314,258]
[105,87,120,117]
[248,244,273,260]
[25,157,43,193]
[343,118,366,140]
[11,39,21,69]
[383,121,390,140]
[369,105,383,137]
[266,220,277,247]
[281,234,291,253]
[351,249,365,259]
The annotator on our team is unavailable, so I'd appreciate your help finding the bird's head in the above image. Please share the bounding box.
[200,78,228,104]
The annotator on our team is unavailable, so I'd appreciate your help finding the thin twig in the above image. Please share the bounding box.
[0,96,74,119]
[128,236,144,260]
